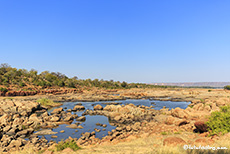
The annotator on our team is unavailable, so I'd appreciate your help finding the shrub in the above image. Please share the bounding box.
[56,140,80,151]
[206,106,230,136]
[0,87,8,92]
[224,85,230,90]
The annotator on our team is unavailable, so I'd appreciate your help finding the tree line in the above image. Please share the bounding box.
[0,63,168,90]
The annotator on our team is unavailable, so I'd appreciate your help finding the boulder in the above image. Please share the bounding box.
[76,116,86,121]
[194,121,208,133]
[72,105,85,111]
[171,107,189,119]
[51,107,63,114]
[94,104,103,110]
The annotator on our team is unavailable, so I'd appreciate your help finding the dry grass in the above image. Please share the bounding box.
[9,132,230,154]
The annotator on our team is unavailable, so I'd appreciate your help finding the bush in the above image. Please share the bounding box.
[206,106,230,136]
[0,87,8,92]
[56,140,80,151]
[224,85,230,90]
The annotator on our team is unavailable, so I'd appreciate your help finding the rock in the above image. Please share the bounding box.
[194,121,208,133]
[163,137,186,146]
[8,139,22,148]
[51,135,58,138]
[60,130,65,133]
[62,147,74,153]
[35,129,58,135]
[67,109,72,112]
[77,125,84,129]
[6,127,19,136]
[72,105,85,111]
[63,115,74,122]
[66,124,79,129]
[16,128,34,137]
[116,127,123,132]
[91,131,95,136]
[165,116,176,125]
[96,123,102,126]
[94,104,103,110]
[51,107,63,114]
[83,132,91,139]
[43,150,54,154]
[114,116,122,121]
[94,128,101,132]
[29,114,42,123]
[193,103,204,111]
[13,118,24,126]
[3,126,11,132]
[102,124,107,127]
[177,120,189,126]
[76,116,86,121]
[171,107,189,119]
[50,116,61,122]
[126,126,132,132]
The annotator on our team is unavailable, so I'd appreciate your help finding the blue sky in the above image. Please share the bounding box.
[0,0,230,83]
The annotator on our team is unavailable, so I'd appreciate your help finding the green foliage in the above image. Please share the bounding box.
[121,81,128,88]
[160,132,167,135]
[224,85,230,90]
[208,89,212,92]
[0,87,8,92]
[0,63,180,90]
[36,98,58,107]
[56,140,80,151]
[206,106,230,136]
[200,99,205,103]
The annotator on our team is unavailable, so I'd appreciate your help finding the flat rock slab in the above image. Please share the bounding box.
[35,129,58,135]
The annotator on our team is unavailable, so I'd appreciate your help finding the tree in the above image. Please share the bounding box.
[121,81,128,88]
[224,85,230,90]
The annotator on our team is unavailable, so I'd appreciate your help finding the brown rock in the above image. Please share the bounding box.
[194,121,208,133]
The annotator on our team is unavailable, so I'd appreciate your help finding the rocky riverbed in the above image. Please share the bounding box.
[0,88,230,153]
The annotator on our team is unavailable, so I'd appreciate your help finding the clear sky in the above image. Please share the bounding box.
[0,0,230,83]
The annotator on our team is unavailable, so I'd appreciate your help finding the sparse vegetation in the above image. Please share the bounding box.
[206,106,230,136]
[56,140,81,151]
[36,98,59,107]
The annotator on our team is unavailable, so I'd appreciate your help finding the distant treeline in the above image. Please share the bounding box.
[0,63,170,90]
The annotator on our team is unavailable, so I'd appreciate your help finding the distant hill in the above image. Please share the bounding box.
[152,82,230,88]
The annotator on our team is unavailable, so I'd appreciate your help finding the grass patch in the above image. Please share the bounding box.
[56,140,81,151]
[174,131,181,134]
[161,132,168,135]
[36,98,59,107]
[200,99,205,103]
